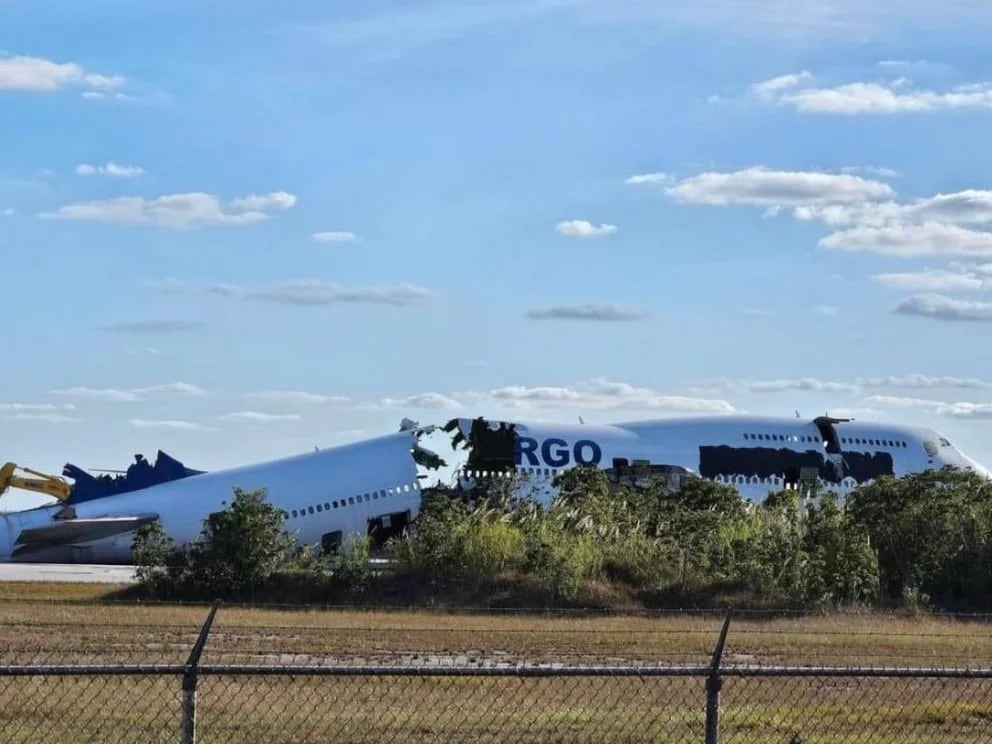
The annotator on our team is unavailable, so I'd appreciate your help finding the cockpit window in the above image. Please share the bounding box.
[939,437,952,447]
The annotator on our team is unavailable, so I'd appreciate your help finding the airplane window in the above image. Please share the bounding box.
[380,490,387,498]
[332,501,338,508]
[316,504,323,513]
[403,484,410,492]
[324,503,330,510]
[291,510,297,518]
[348,497,355,505]
[308,506,315,515]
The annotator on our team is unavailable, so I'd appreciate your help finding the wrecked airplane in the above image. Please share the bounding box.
[0,424,446,563]
[439,414,990,504]
[0,413,986,564]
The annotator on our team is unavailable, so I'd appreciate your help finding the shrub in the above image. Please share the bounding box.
[132,487,296,600]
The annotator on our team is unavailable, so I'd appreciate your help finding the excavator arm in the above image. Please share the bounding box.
[0,462,72,504]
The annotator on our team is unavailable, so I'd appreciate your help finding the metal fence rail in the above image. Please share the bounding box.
[0,604,990,743]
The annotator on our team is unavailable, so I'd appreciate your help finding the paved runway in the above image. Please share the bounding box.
[0,563,137,583]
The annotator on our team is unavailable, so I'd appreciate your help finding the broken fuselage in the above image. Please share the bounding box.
[0,430,435,563]
[444,415,989,503]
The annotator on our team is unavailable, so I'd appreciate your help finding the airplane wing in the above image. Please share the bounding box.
[13,514,159,552]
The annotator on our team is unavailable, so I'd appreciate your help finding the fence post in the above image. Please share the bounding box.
[181,601,221,744]
[705,609,734,744]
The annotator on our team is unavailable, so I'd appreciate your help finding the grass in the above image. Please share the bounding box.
[0,582,990,742]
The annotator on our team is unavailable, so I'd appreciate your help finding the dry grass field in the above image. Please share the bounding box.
[0,582,990,742]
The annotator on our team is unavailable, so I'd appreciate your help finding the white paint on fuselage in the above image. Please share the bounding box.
[455,415,989,504]
[0,431,424,563]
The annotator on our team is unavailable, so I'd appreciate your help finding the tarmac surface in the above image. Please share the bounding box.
[0,563,136,583]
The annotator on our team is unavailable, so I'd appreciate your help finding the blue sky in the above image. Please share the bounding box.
[3,0,992,506]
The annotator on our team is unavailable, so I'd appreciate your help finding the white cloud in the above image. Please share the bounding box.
[312,231,357,243]
[820,222,992,258]
[141,382,206,396]
[625,172,672,186]
[0,54,126,92]
[863,395,992,419]
[872,268,989,292]
[746,67,992,114]
[939,402,992,419]
[526,304,647,321]
[896,293,992,321]
[702,374,992,396]
[2,208,15,217]
[4,413,81,423]
[50,382,205,402]
[228,191,297,211]
[667,168,894,207]
[129,419,209,431]
[840,166,900,178]
[859,374,992,390]
[750,70,813,98]
[75,162,145,178]
[900,294,992,321]
[555,219,617,237]
[249,280,434,306]
[51,387,141,402]
[779,81,992,114]
[478,378,736,414]
[41,191,297,229]
[216,411,302,423]
[379,393,462,409]
[0,403,75,412]
[749,378,859,394]
[245,391,351,405]
[906,190,992,224]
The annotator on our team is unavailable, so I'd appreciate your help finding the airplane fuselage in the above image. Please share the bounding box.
[0,431,424,563]
[451,415,989,503]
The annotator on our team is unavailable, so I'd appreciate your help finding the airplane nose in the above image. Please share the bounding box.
[961,453,992,480]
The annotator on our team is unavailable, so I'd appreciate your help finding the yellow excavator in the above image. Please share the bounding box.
[0,462,72,505]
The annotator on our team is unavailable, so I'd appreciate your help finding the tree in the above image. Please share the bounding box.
[186,487,296,597]
[131,520,185,597]
[847,468,992,607]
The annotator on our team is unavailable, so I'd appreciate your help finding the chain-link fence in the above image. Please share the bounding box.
[1,604,990,743]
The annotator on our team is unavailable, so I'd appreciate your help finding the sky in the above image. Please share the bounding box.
[3,0,992,508]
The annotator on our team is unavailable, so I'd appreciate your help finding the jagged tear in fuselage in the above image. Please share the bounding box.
[441,415,989,504]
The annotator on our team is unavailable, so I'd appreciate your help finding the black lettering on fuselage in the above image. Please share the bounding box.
[698,445,894,484]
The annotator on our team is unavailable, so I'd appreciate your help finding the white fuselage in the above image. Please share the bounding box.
[452,415,989,504]
[0,431,423,563]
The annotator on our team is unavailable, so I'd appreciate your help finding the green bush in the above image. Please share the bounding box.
[847,468,992,608]
[132,486,296,600]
